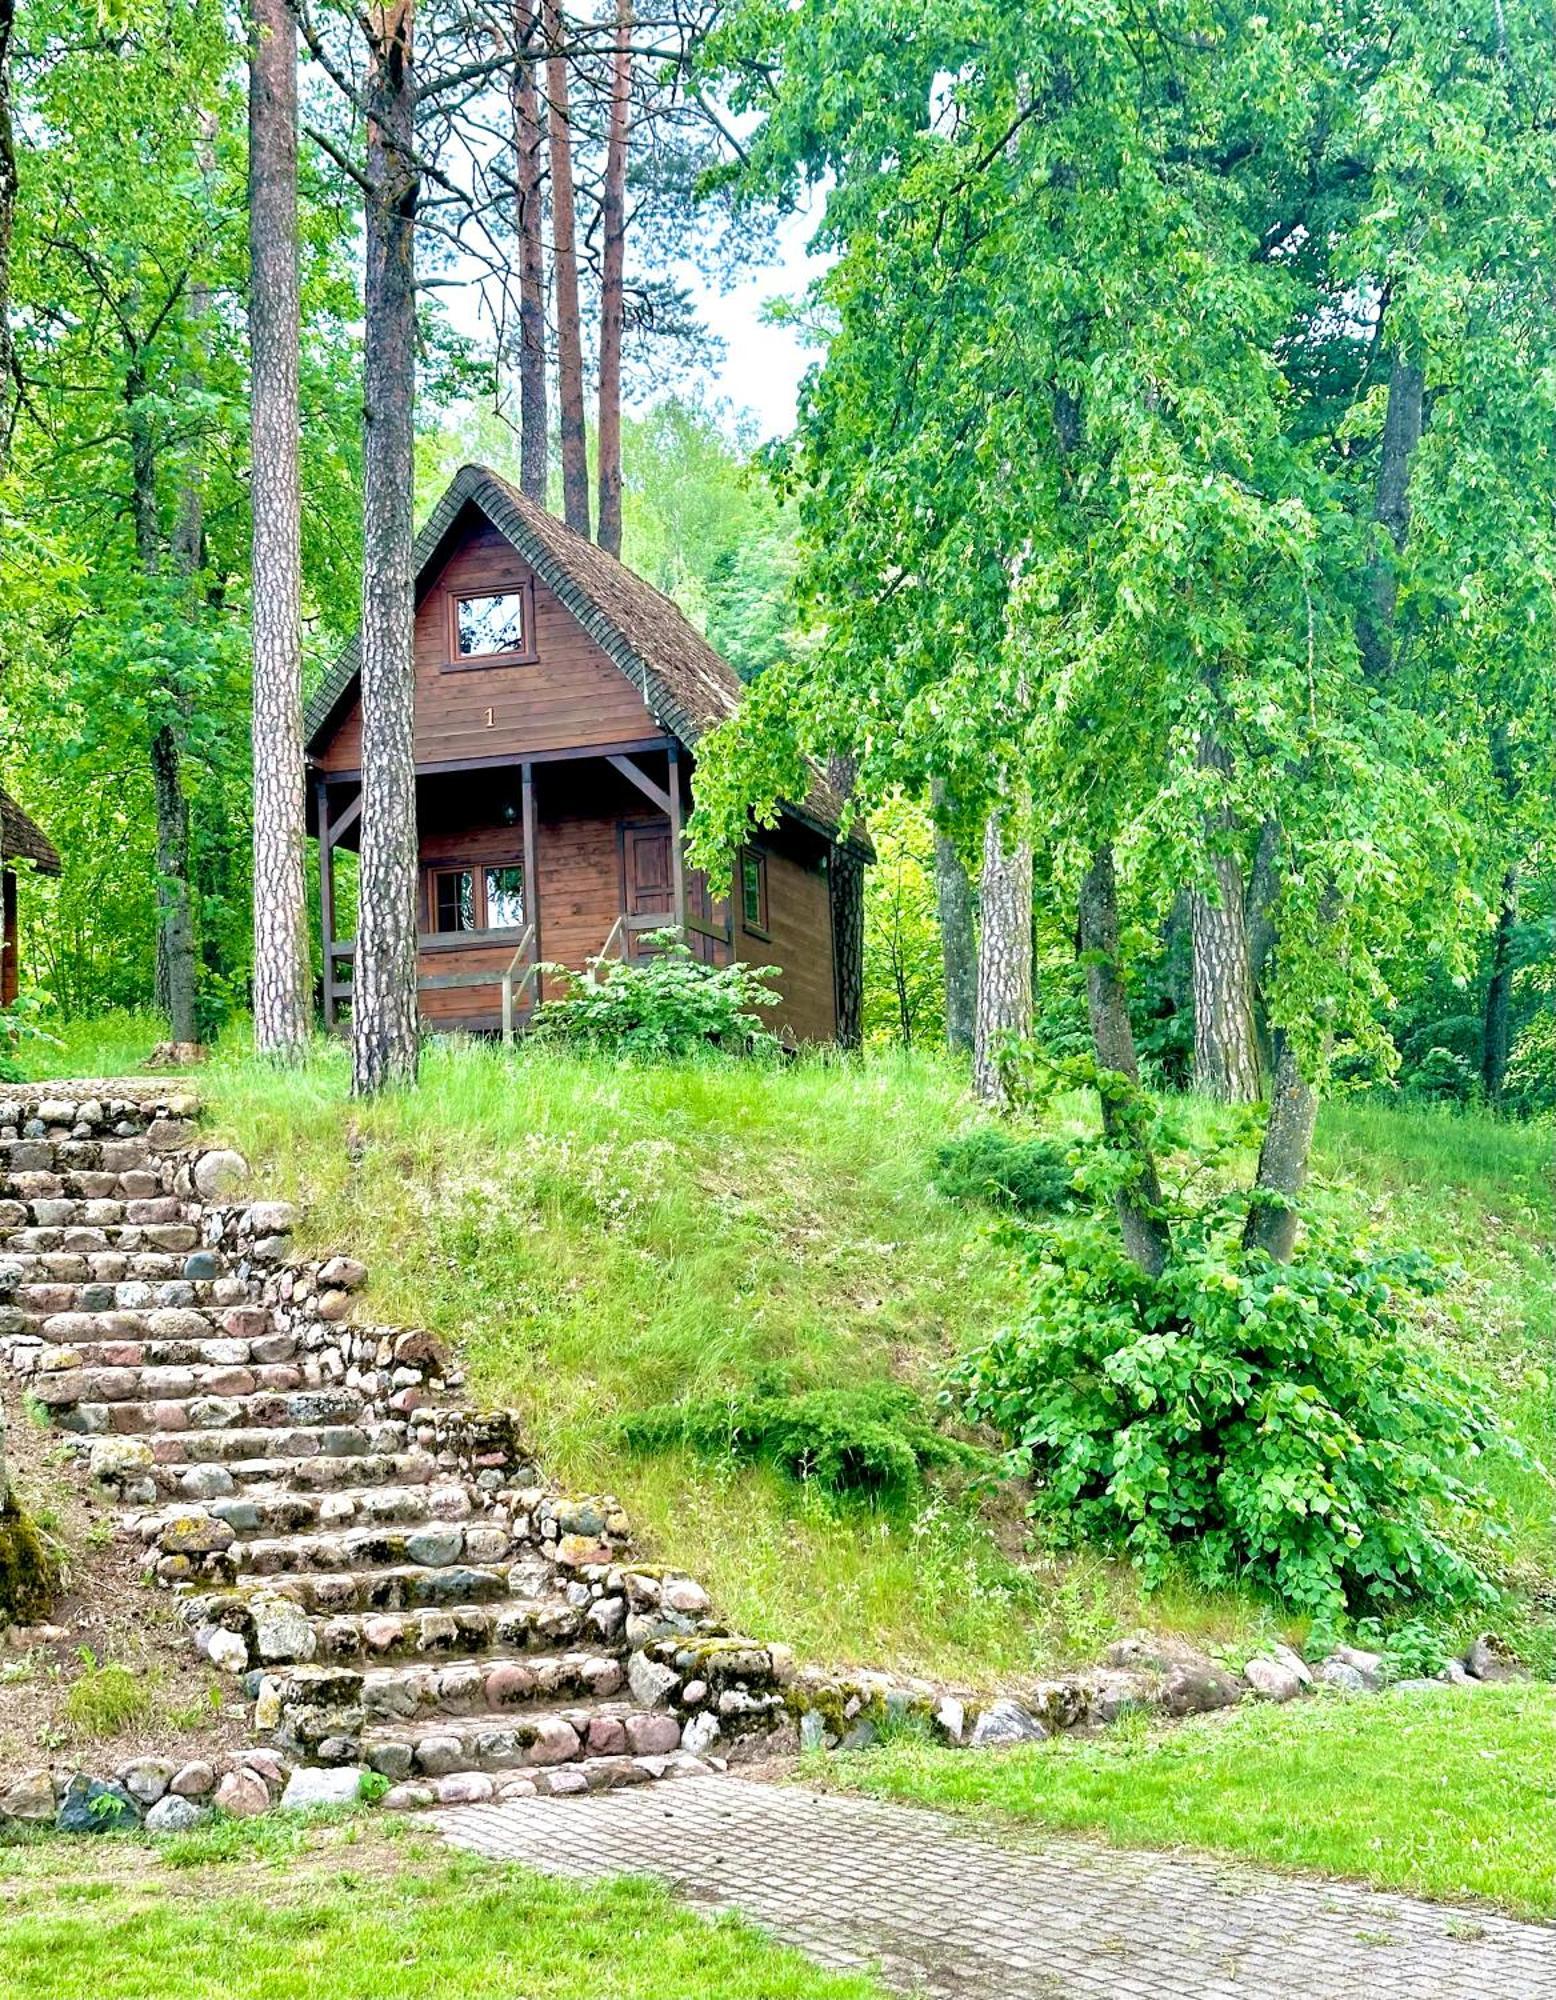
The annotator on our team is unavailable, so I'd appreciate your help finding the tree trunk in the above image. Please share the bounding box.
[973,811,1032,1103]
[595,0,630,555]
[0,0,17,466]
[830,845,865,1051]
[1357,353,1424,679]
[930,778,976,1055]
[510,0,546,502]
[1190,733,1261,1102]
[352,0,421,1096]
[1481,865,1518,1104]
[1078,844,1172,1278]
[544,0,589,537]
[1241,1036,1319,1262]
[249,0,311,1060]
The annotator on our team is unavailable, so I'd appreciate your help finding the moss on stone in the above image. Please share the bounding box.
[0,1494,59,1627]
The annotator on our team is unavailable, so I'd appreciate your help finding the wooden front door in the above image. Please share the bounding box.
[623,820,673,957]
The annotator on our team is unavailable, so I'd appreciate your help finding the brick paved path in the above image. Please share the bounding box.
[438,1774,1556,1998]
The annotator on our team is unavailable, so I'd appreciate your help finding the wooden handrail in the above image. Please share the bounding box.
[598,913,627,963]
[500,922,538,1044]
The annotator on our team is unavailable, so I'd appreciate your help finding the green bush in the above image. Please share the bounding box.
[1405,1045,1478,1103]
[1505,1011,1556,1118]
[953,1208,1516,1626]
[527,934,781,1061]
[621,1384,990,1504]
[933,1129,1081,1216]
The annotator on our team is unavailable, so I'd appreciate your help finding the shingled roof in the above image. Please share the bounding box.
[304,464,864,851]
[0,790,62,876]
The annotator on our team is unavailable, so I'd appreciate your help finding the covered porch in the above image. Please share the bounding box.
[314,741,732,1037]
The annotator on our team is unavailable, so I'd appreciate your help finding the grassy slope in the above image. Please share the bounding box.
[0,1817,885,2000]
[814,1683,1556,1919]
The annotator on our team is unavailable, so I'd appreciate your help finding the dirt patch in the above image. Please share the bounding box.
[0,1378,246,1779]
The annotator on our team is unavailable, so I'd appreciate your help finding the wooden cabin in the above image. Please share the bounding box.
[304,465,868,1043]
[0,790,61,1007]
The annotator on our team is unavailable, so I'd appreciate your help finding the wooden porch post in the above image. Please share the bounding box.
[317,776,336,1029]
[667,740,687,931]
[521,759,539,1001]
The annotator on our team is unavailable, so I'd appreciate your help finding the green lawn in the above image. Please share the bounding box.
[0,1819,885,2000]
[816,1683,1556,1919]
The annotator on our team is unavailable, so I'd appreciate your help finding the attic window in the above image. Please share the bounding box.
[448,584,536,666]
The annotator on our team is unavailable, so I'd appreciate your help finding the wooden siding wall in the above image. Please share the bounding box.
[314,508,660,772]
[732,841,838,1044]
[1,871,17,1008]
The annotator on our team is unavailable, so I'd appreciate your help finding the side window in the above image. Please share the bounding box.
[739,848,769,937]
[484,865,525,929]
[447,583,536,667]
[432,869,476,933]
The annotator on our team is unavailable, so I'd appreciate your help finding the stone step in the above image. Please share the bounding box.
[231,1517,519,1578]
[244,1557,530,1616]
[1,1249,237,1283]
[148,1420,409,1465]
[153,1447,441,1494]
[5,1279,247,1321]
[137,1478,480,1541]
[29,1332,297,1371]
[387,1749,715,1809]
[307,1594,589,1664]
[361,1698,688,1781]
[361,1648,626,1722]
[5,1215,202,1247]
[45,1386,367,1435]
[10,1305,272,1346]
[31,1360,304,1405]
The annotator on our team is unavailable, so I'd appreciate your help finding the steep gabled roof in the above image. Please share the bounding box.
[0,790,62,876]
[304,464,865,852]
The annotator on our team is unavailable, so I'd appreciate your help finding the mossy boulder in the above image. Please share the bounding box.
[0,1493,58,1627]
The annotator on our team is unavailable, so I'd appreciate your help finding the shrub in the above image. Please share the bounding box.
[1405,1045,1477,1103]
[1505,1010,1556,1118]
[527,934,781,1061]
[621,1384,991,1504]
[953,1207,1516,1627]
[933,1129,1081,1216]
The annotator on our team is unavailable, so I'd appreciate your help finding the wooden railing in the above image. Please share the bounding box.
[500,924,538,1044]
[327,923,539,1041]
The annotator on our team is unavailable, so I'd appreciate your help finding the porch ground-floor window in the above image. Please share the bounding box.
[426,862,525,935]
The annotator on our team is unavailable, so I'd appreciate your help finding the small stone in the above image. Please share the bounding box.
[1244,1658,1304,1703]
[57,1776,141,1834]
[484,1663,536,1708]
[181,1464,236,1499]
[413,1735,464,1777]
[170,1761,216,1799]
[146,1794,207,1834]
[88,1436,154,1483]
[1464,1633,1526,1684]
[1160,1666,1243,1717]
[681,1679,707,1707]
[970,1698,1047,1746]
[681,1713,721,1757]
[246,1201,297,1235]
[405,1524,464,1567]
[433,1772,494,1805]
[1327,1645,1385,1691]
[933,1696,966,1744]
[0,1769,56,1823]
[586,1716,627,1755]
[1315,1658,1369,1694]
[627,1651,679,1709]
[280,1767,365,1810]
[660,1577,710,1617]
[381,1783,436,1812]
[252,1595,316,1664]
[159,1512,234,1556]
[544,1768,590,1797]
[624,1713,680,1756]
[182,1251,222,1282]
[193,1150,250,1199]
[319,1257,368,1292]
[121,1758,177,1805]
[204,1629,249,1675]
[527,1717,582,1765]
[213,1768,271,1818]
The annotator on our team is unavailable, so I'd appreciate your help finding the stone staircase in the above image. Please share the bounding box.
[0,1086,799,1810]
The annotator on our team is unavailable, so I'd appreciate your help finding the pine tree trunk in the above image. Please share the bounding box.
[973,812,1032,1103]
[1078,844,1172,1277]
[1190,732,1261,1102]
[0,0,17,466]
[249,0,311,1059]
[595,0,630,556]
[510,0,546,502]
[1482,865,1518,1105]
[830,845,865,1051]
[930,779,976,1055]
[352,0,421,1096]
[544,0,589,537]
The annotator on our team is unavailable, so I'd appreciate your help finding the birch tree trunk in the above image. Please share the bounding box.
[1078,844,1172,1278]
[352,0,421,1095]
[930,779,976,1054]
[510,0,547,502]
[1190,732,1261,1102]
[249,0,311,1059]
[972,812,1032,1103]
[543,0,589,537]
[595,0,631,555]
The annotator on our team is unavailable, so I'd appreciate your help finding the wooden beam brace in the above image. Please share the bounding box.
[329,790,363,841]
[668,740,687,931]
[607,752,673,816]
